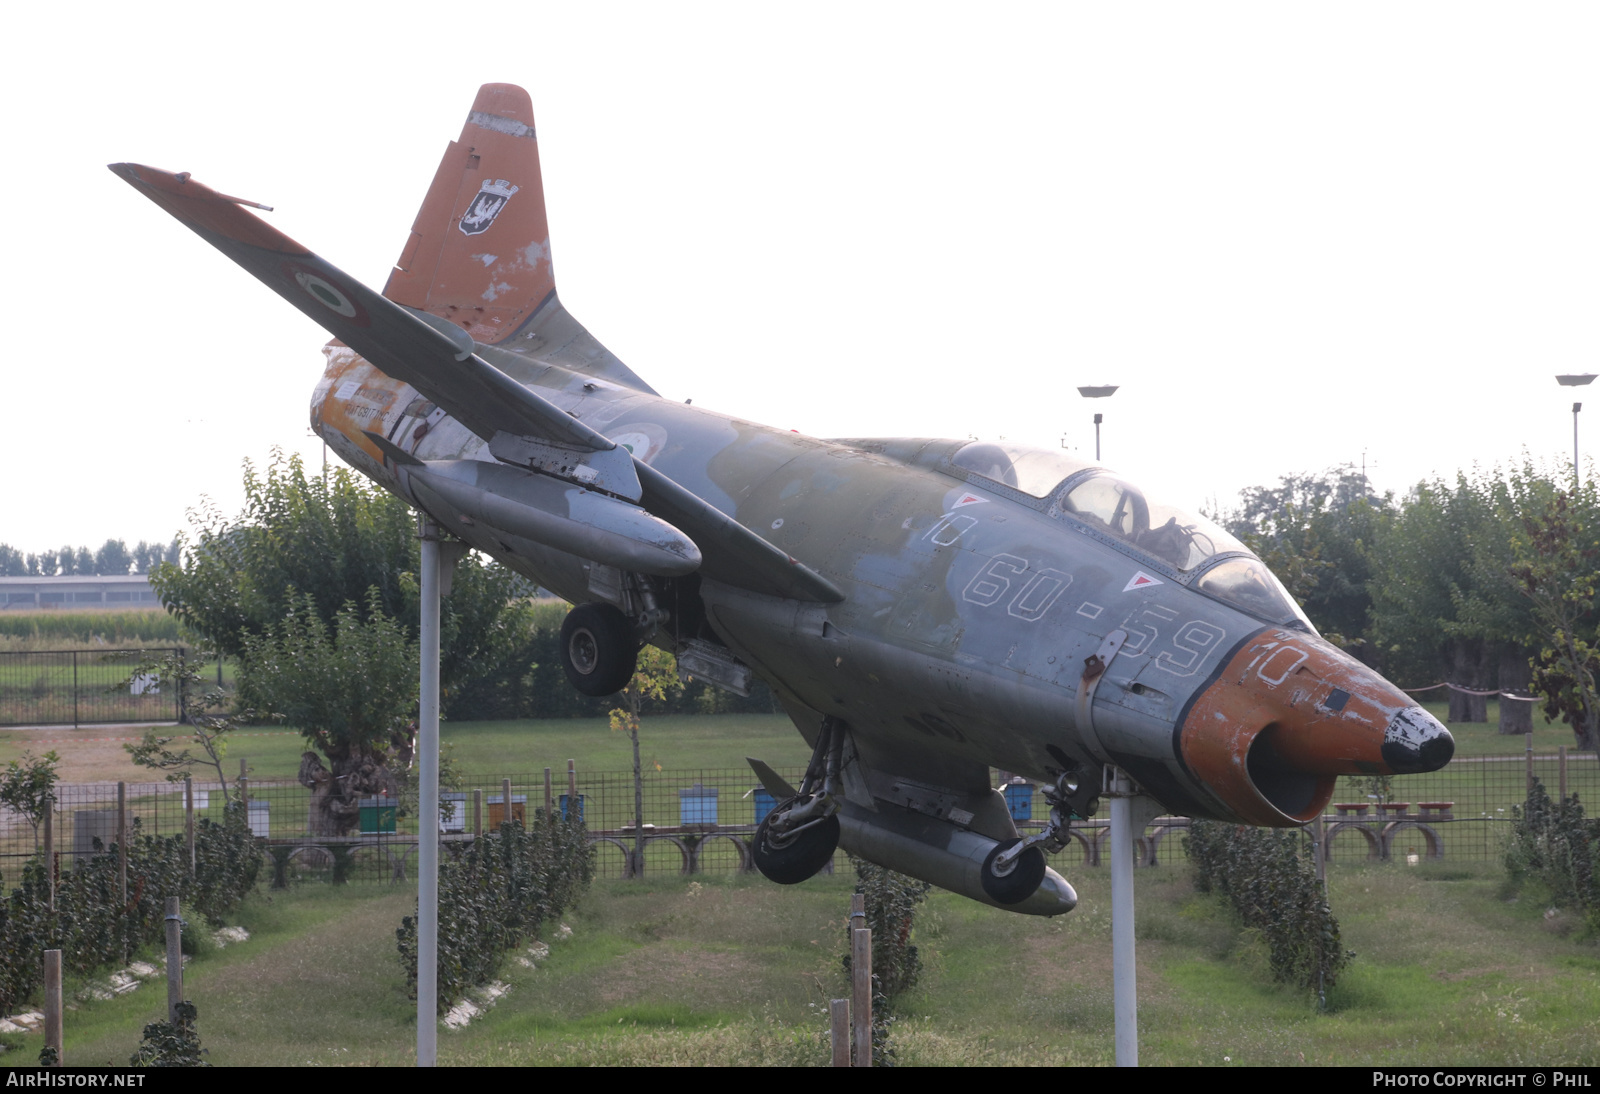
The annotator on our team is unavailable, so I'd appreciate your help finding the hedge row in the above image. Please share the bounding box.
[1505,777,1600,933]
[398,811,594,1013]
[1184,820,1349,994]
[0,807,261,1016]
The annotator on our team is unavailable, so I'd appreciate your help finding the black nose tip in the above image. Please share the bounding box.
[1381,707,1455,774]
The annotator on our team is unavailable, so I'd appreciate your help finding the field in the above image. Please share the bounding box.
[0,702,1596,1066]
[3,855,1596,1067]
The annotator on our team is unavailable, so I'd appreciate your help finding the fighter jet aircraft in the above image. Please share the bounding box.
[111,83,1453,917]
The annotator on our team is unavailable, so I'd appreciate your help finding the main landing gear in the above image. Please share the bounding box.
[751,716,847,884]
[559,602,638,696]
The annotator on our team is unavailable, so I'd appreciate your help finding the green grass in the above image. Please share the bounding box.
[9,856,1598,1067]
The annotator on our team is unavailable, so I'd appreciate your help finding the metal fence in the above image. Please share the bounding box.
[0,648,182,727]
[0,753,1592,887]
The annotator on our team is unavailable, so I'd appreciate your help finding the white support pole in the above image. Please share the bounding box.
[1107,766,1138,1067]
[417,520,441,1067]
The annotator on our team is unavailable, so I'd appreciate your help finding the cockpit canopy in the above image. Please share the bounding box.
[950,441,1310,628]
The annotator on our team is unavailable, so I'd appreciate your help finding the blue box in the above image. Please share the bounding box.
[559,793,585,824]
[1003,782,1033,822]
[680,784,718,826]
[753,788,776,826]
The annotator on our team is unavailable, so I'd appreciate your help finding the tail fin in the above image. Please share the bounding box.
[385,83,655,394]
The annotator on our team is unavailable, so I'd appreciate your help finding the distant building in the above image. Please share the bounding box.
[0,575,160,611]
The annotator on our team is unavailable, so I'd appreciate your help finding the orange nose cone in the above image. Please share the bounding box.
[1180,628,1454,826]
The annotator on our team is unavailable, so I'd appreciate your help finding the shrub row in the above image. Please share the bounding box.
[0,806,261,1016]
[1184,820,1349,994]
[1505,777,1600,933]
[398,811,594,1013]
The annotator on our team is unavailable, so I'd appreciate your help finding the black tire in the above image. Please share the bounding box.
[752,805,841,885]
[981,838,1046,905]
[559,602,638,697]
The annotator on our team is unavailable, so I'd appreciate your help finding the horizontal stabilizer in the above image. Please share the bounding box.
[108,162,640,501]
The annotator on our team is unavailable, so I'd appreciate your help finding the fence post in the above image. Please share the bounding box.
[544,767,553,818]
[568,759,577,810]
[164,897,182,1024]
[185,777,195,875]
[1526,732,1535,793]
[852,926,872,1067]
[473,789,483,840]
[44,949,62,1065]
[72,651,79,730]
[43,795,55,911]
[502,778,513,828]
[830,999,851,1066]
[1559,745,1568,803]
[117,781,128,906]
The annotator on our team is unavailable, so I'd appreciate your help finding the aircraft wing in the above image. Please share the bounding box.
[110,162,844,603]
[108,162,639,497]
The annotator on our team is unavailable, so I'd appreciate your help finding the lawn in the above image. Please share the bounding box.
[8,856,1597,1067]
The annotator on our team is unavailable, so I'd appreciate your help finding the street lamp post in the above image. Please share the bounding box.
[1556,374,1597,487]
[1077,385,1118,462]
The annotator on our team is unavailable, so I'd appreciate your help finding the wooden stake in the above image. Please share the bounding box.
[502,778,513,827]
[1559,745,1569,803]
[568,759,577,808]
[164,897,182,1024]
[830,999,851,1066]
[43,949,62,1065]
[473,789,483,840]
[543,767,553,818]
[1526,732,1535,793]
[852,926,872,1067]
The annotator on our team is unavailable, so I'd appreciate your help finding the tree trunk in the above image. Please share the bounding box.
[298,749,401,836]
[1497,644,1534,735]
[1447,641,1476,722]
[1465,641,1492,723]
[631,726,643,878]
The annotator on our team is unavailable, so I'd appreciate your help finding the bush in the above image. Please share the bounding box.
[0,806,261,1016]
[1185,820,1350,995]
[840,858,930,1066]
[398,810,594,1013]
[1505,777,1600,934]
[130,1000,208,1067]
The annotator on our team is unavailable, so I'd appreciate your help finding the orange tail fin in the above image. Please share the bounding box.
[384,83,556,346]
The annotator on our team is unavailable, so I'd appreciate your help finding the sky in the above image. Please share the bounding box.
[5,3,1599,555]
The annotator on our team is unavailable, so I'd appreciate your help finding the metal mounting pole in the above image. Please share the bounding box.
[417,519,441,1067]
[1107,765,1138,1067]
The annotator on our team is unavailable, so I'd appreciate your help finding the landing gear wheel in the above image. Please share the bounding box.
[559,602,638,697]
[981,838,1046,905]
[752,804,841,885]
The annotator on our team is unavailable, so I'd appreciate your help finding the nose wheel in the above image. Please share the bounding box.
[559,602,639,696]
[981,838,1047,904]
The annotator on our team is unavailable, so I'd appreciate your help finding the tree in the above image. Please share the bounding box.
[241,592,419,835]
[1220,465,1390,651]
[150,450,540,720]
[608,647,680,877]
[1509,487,1600,752]
[0,750,60,852]
[94,538,133,576]
[120,649,251,803]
